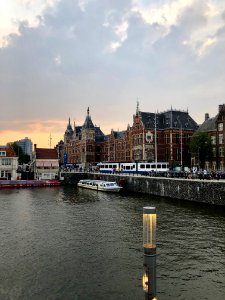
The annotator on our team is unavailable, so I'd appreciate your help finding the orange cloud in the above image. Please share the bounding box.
[0,130,63,148]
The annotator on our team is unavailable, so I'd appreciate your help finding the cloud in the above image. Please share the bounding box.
[0,0,225,146]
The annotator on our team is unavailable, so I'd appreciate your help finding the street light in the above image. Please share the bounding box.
[143,207,157,300]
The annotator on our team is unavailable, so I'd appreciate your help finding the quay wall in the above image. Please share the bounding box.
[61,172,225,206]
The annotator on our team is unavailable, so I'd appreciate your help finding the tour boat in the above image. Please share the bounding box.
[77,179,122,192]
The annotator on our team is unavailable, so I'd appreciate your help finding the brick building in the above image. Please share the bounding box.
[63,108,105,167]
[196,104,225,171]
[63,104,198,168]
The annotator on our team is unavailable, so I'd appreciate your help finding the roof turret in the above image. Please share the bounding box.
[65,117,73,135]
[83,107,95,129]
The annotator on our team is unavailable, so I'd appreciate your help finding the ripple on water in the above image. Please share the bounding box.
[0,187,225,300]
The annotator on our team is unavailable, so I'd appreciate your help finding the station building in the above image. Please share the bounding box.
[62,104,198,169]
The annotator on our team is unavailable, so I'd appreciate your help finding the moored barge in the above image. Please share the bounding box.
[0,180,61,188]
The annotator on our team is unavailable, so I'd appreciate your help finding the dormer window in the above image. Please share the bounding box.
[0,151,6,156]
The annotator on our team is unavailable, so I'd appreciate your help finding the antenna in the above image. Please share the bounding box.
[49,133,52,149]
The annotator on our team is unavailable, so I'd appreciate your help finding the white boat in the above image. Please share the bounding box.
[77,179,122,192]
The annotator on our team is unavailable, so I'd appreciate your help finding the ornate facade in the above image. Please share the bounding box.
[63,108,105,166]
[63,105,198,168]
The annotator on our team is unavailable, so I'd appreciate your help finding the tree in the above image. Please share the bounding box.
[8,142,30,164]
[189,132,213,169]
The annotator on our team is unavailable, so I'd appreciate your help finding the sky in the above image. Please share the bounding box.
[0,0,225,148]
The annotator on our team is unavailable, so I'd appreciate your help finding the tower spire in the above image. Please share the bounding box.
[87,107,90,116]
[136,99,139,116]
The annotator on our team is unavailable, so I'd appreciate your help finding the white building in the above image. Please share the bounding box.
[0,146,18,180]
[31,145,59,180]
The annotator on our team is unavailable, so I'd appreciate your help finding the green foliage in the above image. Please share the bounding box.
[8,142,31,164]
[189,132,213,168]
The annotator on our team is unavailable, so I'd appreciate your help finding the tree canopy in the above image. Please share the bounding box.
[8,142,31,164]
[189,132,213,169]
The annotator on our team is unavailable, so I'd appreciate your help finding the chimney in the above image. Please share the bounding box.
[219,104,224,112]
[205,113,209,121]
[34,144,37,150]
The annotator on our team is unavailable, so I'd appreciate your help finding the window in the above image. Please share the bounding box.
[140,164,145,169]
[211,136,216,145]
[1,158,11,165]
[219,134,224,144]
[218,123,223,131]
[165,134,169,144]
[0,151,6,156]
[219,147,224,157]
[0,170,10,178]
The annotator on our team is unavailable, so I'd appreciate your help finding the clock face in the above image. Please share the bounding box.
[146,131,153,143]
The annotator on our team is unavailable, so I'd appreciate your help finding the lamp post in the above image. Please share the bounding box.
[154,113,158,173]
[143,207,157,300]
[180,124,183,170]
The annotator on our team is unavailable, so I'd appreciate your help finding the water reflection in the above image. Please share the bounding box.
[0,187,224,299]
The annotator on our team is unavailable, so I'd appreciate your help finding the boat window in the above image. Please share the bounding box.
[109,165,112,168]
[157,165,162,169]
[151,164,156,168]
[105,165,108,168]
[140,164,145,169]
[113,165,117,168]
[146,164,150,169]
[133,164,135,168]
[125,166,130,170]
[162,164,167,168]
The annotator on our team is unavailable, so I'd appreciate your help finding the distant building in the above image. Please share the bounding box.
[31,145,59,180]
[0,145,18,180]
[197,104,225,170]
[16,137,33,159]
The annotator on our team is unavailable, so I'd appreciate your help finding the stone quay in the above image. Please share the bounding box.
[60,172,225,206]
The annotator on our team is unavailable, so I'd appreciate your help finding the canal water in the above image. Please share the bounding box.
[0,187,225,300]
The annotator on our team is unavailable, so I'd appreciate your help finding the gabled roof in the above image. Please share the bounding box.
[197,116,217,132]
[0,146,17,157]
[35,148,58,159]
